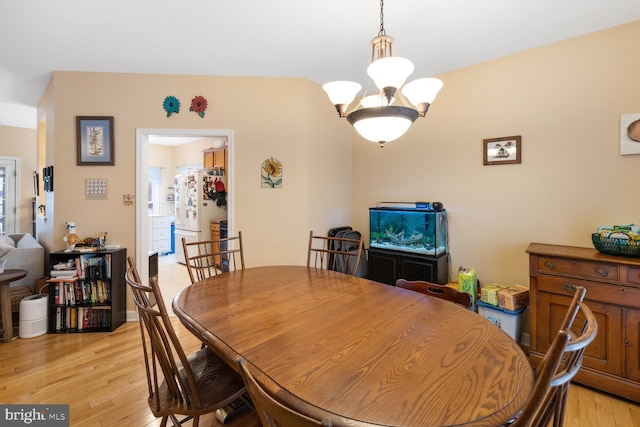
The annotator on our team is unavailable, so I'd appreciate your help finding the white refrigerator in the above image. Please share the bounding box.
[173,172,227,264]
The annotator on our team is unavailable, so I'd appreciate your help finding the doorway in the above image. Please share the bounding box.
[0,157,19,235]
[135,128,234,287]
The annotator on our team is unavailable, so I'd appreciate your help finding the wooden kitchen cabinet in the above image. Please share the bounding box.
[203,148,227,173]
[210,221,222,267]
[527,242,640,402]
[203,148,228,194]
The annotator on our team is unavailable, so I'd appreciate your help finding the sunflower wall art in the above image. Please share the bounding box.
[190,95,208,118]
[261,157,282,188]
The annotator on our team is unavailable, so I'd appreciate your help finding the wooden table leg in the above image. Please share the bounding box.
[0,282,12,342]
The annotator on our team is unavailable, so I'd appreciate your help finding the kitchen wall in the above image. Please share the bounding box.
[148,139,220,207]
[148,144,178,208]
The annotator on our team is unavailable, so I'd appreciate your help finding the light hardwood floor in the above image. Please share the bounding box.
[1,255,639,426]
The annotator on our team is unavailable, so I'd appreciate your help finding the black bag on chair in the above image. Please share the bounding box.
[327,226,352,268]
[334,229,367,278]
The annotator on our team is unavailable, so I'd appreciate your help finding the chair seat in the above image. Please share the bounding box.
[151,347,247,418]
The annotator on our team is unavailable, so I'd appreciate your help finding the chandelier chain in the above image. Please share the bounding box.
[378,0,386,36]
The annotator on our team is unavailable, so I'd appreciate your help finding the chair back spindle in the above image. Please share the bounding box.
[182,231,244,284]
[307,231,364,276]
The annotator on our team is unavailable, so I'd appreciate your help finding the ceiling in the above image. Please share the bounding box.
[1,0,639,130]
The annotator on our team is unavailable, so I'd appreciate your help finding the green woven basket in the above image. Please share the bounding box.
[592,233,640,258]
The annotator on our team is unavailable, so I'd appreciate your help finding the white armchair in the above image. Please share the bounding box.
[0,233,45,290]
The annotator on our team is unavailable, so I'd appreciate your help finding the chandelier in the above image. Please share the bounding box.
[323,0,443,147]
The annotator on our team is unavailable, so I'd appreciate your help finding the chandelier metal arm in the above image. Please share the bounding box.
[417,103,431,117]
[335,104,348,118]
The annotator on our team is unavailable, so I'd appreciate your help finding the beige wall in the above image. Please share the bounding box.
[352,20,640,291]
[37,73,353,273]
[0,125,37,234]
[25,19,640,322]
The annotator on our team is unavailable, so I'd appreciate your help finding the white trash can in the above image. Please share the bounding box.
[19,294,49,338]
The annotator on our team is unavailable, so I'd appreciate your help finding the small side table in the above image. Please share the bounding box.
[0,269,27,342]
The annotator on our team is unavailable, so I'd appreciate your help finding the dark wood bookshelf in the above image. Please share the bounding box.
[47,248,126,333]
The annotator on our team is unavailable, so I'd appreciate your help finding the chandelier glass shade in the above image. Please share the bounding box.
[323,0,443,147]
[348,106,419,144]
[367,57,414,93]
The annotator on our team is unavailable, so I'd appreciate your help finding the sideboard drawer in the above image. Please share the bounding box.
[537,255,619,282]
[628,266,640,285]
[537,274,640,309]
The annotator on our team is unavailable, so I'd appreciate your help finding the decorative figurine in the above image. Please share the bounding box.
[63,222,78,252]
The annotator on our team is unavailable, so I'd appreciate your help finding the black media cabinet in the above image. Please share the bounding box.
[368,248,449,285]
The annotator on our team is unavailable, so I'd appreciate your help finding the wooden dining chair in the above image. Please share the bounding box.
[559,285,587,331]
[182,231,244,284]
[125,256,247,427]
[509,287,598,427]
[395,279,473,308]
[307,230,364,276]
[237,358,333,427]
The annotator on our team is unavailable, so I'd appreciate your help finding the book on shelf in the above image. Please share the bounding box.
[47,279,77,305]
[50,269,78,279]
[74,253,109,280]
[48,278,113,306]
[53,306,112,332]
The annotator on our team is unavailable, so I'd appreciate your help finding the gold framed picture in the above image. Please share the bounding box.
[483,136,521,165]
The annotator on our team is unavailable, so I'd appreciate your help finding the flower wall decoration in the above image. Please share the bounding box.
[163,96,180,117]
[261,157,282,188]
[190,95,208,118]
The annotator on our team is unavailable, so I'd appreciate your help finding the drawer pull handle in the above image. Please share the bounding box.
[545,262,554,269]
[596,268,608,277]
[563,283,578,293]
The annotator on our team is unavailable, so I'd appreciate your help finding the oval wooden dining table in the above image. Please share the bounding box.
[172,266,534,427]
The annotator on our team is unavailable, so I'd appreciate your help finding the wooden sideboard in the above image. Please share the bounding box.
[526,242,640,402]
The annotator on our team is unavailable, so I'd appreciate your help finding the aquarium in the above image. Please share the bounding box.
[369,206,448,256]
